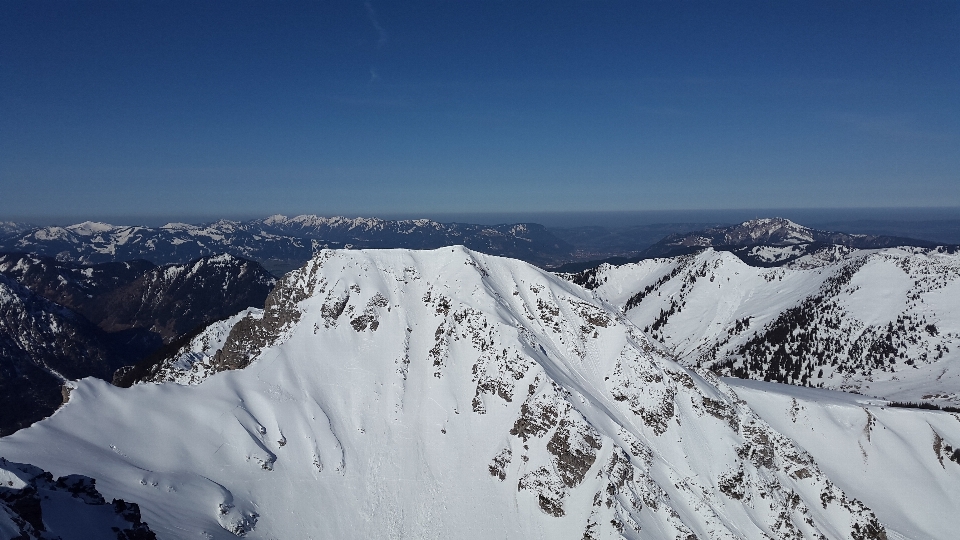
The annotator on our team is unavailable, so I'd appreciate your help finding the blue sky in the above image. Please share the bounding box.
[2,1,958,222]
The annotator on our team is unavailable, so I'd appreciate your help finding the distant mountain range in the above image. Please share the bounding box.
[551,217,950,271]
[0,215,575,274]
[642,217,942,265]
[4,215,954,275]
[0,221,31,235]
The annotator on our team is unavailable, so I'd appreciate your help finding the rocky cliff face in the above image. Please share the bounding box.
[3,248,953,538]
[112,308,263,387]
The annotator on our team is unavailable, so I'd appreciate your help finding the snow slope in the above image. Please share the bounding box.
[1,248,954,538]
[120,307,265,386]
[726,378,960,540]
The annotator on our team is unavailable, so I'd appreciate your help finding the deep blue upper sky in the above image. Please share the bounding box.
[2,1,958,222]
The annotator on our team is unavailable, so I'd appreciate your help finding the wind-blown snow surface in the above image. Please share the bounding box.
[577,247,960,405]
[0,248,954,538]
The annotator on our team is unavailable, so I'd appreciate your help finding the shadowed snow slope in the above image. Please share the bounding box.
[0,248,956,539]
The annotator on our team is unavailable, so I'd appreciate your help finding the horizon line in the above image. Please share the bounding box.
[4,206,960,229]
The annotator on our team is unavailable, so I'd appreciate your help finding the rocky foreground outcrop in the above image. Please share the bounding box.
[0,457,156,539]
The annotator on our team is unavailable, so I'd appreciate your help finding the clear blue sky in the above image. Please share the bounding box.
[2,1,958,222]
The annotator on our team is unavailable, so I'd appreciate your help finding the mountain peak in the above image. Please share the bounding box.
[725,217,814,244]
[641,217,939,264]
[0,221,33,235]
[739,216,803,229]
[261,214,289,224]
[160,222,194,230]
[66,221,116,235]
[0,215,575,272]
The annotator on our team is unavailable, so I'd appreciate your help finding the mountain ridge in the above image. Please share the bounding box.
[0,252,275,344]
[550,217,952,272]
[0,215,575,273]
[642,217,943,266]
[571,245,960,407]
[4,215,952,275]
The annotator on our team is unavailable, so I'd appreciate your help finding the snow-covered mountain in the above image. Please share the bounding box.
[1,220,318,276]
[1,247,956,539]
[256,214,574,267]
[0,222,33,237]
[0,252,275,344]
[0,253,276,436]
[113,307,263,388]
[571,245,960,406]
[0,274,129,436]
[640,218,942,266]
[0,215,575,273]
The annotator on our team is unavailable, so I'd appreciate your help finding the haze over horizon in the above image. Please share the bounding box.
[3,1,958,219]
[3,206,960,229]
